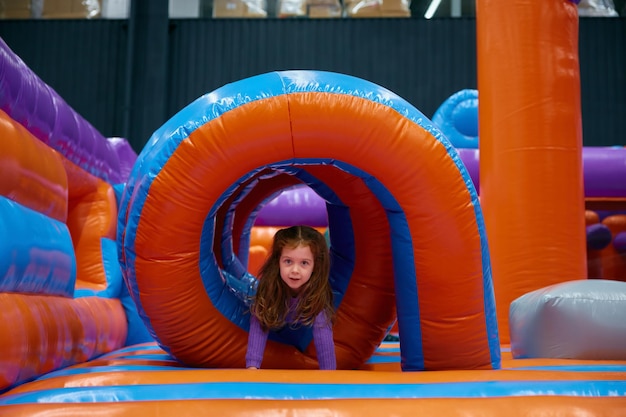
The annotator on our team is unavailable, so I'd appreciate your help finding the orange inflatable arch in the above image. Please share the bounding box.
[118,70,500,371]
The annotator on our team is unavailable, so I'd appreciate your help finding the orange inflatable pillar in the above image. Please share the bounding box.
[476,0,587,343]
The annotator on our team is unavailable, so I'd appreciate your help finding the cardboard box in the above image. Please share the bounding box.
[345,0,382,17]
[380,0,410,16]
[381,10,410,17]
[41,0,101,19]
[213,0,267,18]
[213,0,246,17]
[277,0,306,17]
[308,3,341,18]
[244,0,267,18]
[380,0,409,13]
[0,0,32,19]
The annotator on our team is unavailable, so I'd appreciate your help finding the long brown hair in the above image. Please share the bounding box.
[251,225,334,331]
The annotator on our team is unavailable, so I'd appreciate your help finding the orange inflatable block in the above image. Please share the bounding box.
[0,109,67,222]
[0,293,127,392]
[247,244,268,276]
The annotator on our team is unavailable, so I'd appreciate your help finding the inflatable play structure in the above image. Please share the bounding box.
[433,89,626,284]
[117,67,500,372]
[1,0,626,415]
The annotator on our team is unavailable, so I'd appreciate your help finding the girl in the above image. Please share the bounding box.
[246,225,336,370]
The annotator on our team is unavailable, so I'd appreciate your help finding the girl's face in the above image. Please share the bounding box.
[279,244,314,294]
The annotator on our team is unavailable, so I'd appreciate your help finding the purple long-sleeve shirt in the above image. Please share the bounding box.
[246,298,336,370]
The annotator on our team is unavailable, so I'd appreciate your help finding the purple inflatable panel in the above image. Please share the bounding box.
[0,37,122,184]
[457,147,626,198]
[254,186,328,227]
[582,147,626,198]
[107,137,138,182]
[457,148,480,194]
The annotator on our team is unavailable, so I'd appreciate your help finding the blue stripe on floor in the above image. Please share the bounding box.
[1,380,625,405]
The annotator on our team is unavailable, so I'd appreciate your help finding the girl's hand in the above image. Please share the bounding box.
[247,366,258,370]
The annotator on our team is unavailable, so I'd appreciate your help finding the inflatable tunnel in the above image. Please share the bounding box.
[119,70,500,371]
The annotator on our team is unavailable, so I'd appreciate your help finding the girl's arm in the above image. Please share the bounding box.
[246,314,268,369]
[313,312,336,370]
